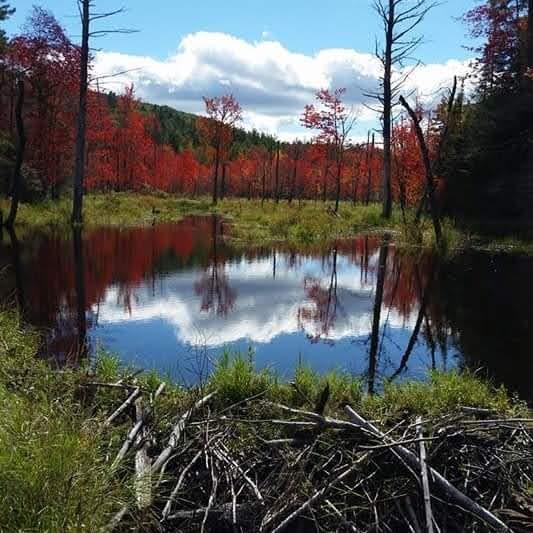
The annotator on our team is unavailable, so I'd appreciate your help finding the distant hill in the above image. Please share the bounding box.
[138,101,279,156]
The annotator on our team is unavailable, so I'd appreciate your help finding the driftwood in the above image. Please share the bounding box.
[344,406,511,532]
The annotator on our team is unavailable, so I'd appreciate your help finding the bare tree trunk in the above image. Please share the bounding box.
[527,0,533,69]
[213,142,220,205]
[220,161,226,200]
[6,78,25,228]
[334,158,342,213]
[72,0,90,225]
[274,142,280,203]
[381,0,394,219]
[399,96,442,246]
[365,133,375,205]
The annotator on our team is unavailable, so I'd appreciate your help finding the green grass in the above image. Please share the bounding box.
[0,310,528,529]
[4,192,533,253]
[0,193,405,245]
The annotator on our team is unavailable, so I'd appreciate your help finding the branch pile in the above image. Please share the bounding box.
[90,382,533,532]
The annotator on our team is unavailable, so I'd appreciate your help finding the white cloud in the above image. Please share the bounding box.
[94,32,471,140]
[93,255,416,347]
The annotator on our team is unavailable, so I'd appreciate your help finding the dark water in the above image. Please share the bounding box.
[0,217,531,401]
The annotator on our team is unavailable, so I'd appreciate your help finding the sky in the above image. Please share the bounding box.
[5,0,477,140]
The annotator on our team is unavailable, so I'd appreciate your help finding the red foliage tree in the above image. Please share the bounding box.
[198,94,242,204]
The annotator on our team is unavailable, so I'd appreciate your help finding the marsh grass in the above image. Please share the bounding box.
[0,310,528,528]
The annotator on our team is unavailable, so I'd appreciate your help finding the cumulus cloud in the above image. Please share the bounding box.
[94,31,471,140]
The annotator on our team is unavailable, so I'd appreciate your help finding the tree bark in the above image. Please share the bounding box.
[381,0,394,219]
[212,141,220,205]
[72,0,90,225]
[527,0,533,69]
[6,78,25,228]
[365,133,375,205]
[274,142,280,203]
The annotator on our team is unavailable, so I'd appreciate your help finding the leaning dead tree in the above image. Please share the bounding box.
[72,1,135,225]
[370,0,436,219]
[399,76,458,247]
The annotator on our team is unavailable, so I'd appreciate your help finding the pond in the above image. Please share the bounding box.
[0,216,531,402]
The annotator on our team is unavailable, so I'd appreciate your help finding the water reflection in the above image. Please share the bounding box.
[0,217,530,401]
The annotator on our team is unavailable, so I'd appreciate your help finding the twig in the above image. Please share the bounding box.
[104,387,141,427]
[417,416,434,533]
[268,453,371,533]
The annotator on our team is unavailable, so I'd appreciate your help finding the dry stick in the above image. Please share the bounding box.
[267,453,371,533]
[325,499,357,532]
[201,455,219,533]
[167,503,250,521]
[111,384,166,470]
[151,390,217,474]
[344,406,511,532]
[161,433,224,521]
[104,387,141,427]
[416,416,434,533]
[134,397,151,510]
[112,419,144,470]
[216,442,264,504]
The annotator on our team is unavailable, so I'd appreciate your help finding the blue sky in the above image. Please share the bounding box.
[6,1,476,140]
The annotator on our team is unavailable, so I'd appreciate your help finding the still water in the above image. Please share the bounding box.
[0,216,531,401]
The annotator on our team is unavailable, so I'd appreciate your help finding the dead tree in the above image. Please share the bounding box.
[72,1,135,225]
[5,77,25,228]
[399,96,442,246]
[370,0,436,219]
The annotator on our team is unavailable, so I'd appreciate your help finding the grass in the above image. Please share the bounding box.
[0,309,529,529]
[4,192,533,254]
[1,193,407,245]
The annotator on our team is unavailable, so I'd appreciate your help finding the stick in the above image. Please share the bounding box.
[134,397,151,509]
[325,499,357,532]
[268,454,370,533]
[344,406,511,531]
[104,387,141,427]
[151,390,217,474]
[417,416,434,533]
[215,443,264,504]
[161,448,204,520]
[110,384,165,470]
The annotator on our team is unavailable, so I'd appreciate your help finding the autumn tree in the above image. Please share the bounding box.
[301,88,356,213]
[199,94,242,204]
[372,0,435,219]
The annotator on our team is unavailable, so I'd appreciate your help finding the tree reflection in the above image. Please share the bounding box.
[298,245,343,343]
[7,227,25,317]
[367,234,390,394]
[194,216,236,316]
[72,226,88,360]
[390,265,434,380]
